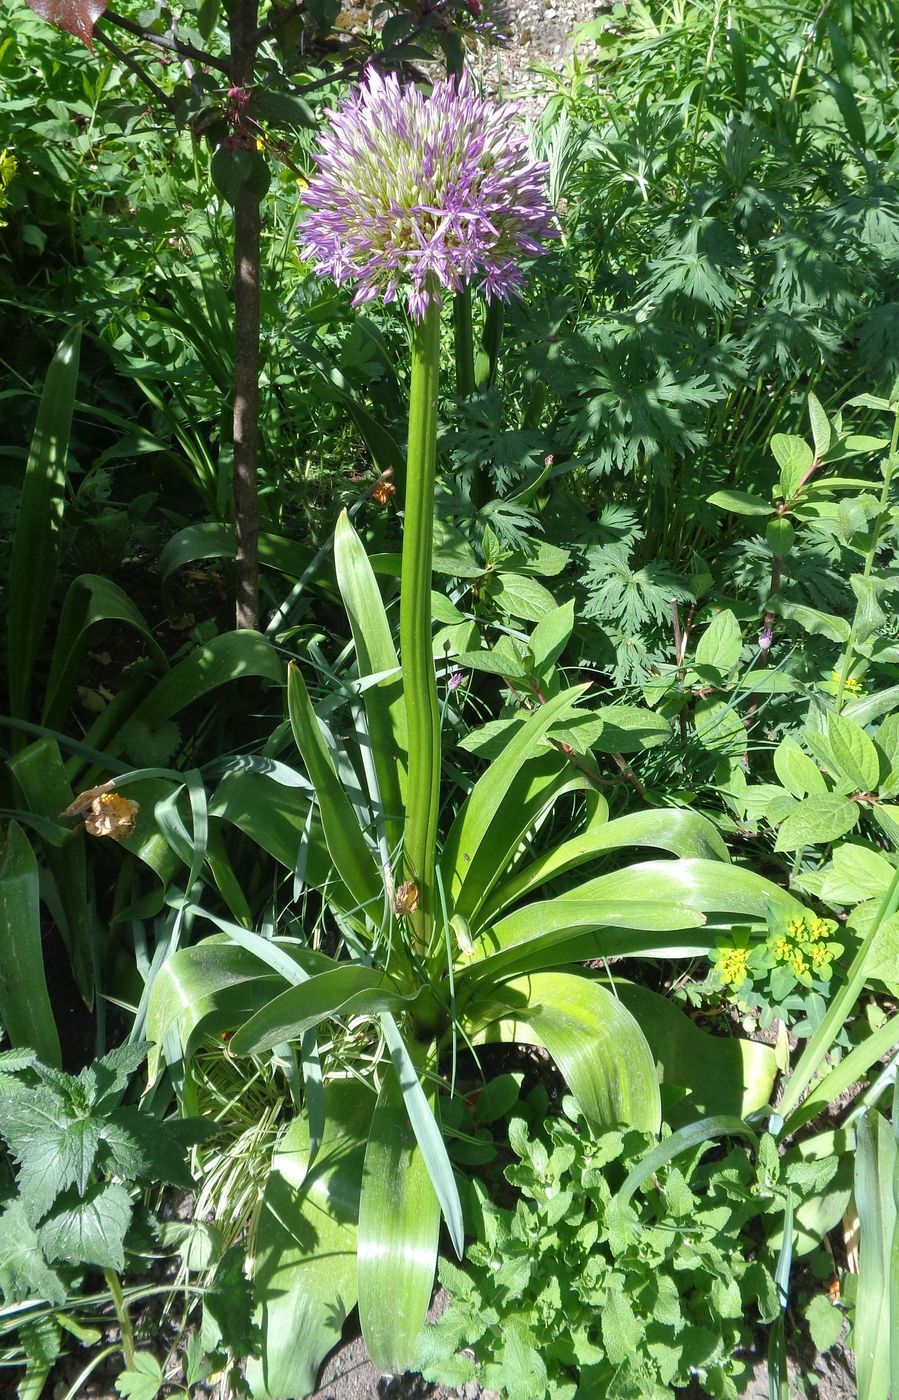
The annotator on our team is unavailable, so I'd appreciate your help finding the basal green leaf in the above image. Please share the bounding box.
[357,1062,441,1374]
[492,972,661,1133]
[0,822,62,1065]
[287,662,382,917]
[247,1080,374,1400]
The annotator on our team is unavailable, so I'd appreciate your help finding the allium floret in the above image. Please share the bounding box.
[298,70,556,319]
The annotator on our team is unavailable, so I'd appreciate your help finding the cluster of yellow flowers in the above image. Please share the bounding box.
[713,912,841,997]
[0,148,17,228]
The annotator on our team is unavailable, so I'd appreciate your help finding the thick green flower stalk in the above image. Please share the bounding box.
[299,71,555,937]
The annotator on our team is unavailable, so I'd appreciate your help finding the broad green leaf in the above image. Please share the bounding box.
[105,633,284,756]
[0,1200,65,1304]
[246,1080,373,1400]
[770,433,813,498]
[159,521,315,584]
[770,598,850,643]
[695,609,742,675]
[379,1014,463,1257]
[693,699,747,757]
[529,600,575,673]
[463,898,706,985]
[821,844,895,905]
[854,1110,896,1400]
[0,1079,100,1223]
[334,510,407,851]
[455,648,530,682]
[491,972,660,1132]
[287,663,382,918]
[808,392,832,460]
[707,489,774,516]
[615,983,776,1120]
[773,736,827,798]
[229,967,408,1054]
[589,705,671,753]
[38,1181,132,1270]
[804,1295,844,1354]
[357,1062,441,1374]
[488,572,556,622]
[42,574,167,730]
[442,685,589,921]
[556,857,804,920]
[774,796,859,851]
[850,575,887,644]
[8,324,81,723]
[145,940,307,1083]
[0,822,61,1065]
[480,807,728,925]
[826,713,880,793]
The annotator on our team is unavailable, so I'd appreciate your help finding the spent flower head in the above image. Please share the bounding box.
[298,69,556,319]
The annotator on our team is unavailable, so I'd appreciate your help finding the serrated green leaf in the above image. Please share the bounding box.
[804,1294,843,1353]
[774,795,859,851]
[99,1109,194,1189]
[0,1080,99,1224]
[38,1181,132,1270]
[0,1200,65,1304]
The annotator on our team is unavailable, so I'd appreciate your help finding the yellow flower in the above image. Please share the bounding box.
[831,670,863,694]
[808,916,829,941]
[810,944,829,968]
[719,946,750,988]
[773,936,791,962]
[788,950,808,976]
[788,917,806,939]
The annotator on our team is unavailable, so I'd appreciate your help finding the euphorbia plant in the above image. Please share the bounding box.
[147,71,802,1395]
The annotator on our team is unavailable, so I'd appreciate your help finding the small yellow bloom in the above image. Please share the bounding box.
[719,946,750,988]
[773,937,791,962]
[810,944,829,968]
[831,670,863,694]
[788,951,808,976]
[808,916,829,941]
[788,917,806,939]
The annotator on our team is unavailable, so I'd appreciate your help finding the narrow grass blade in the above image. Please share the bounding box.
[0,822,61,1065]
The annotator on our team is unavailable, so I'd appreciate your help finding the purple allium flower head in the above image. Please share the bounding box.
[298,70,556,320]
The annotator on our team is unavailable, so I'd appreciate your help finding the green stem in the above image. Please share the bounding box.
[401,303,442,951]
[453,288,475,398]
[104,1267,136,1369]
[835,407,899,711]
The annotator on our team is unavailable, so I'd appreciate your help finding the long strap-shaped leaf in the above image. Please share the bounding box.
[460,897,705,988]
[357,1048,442,1375]
[287,662,382,919]
[556,857,806,917]
[334,510,407,854]
[441,685,590,923]
[8,324,81,725]
[247,1078,374,1400]
[0,822,61,1065]
[471,972,660,1133]
[852,1108,896,1400]
[479,806,730,925]
[230,966,410,1055]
